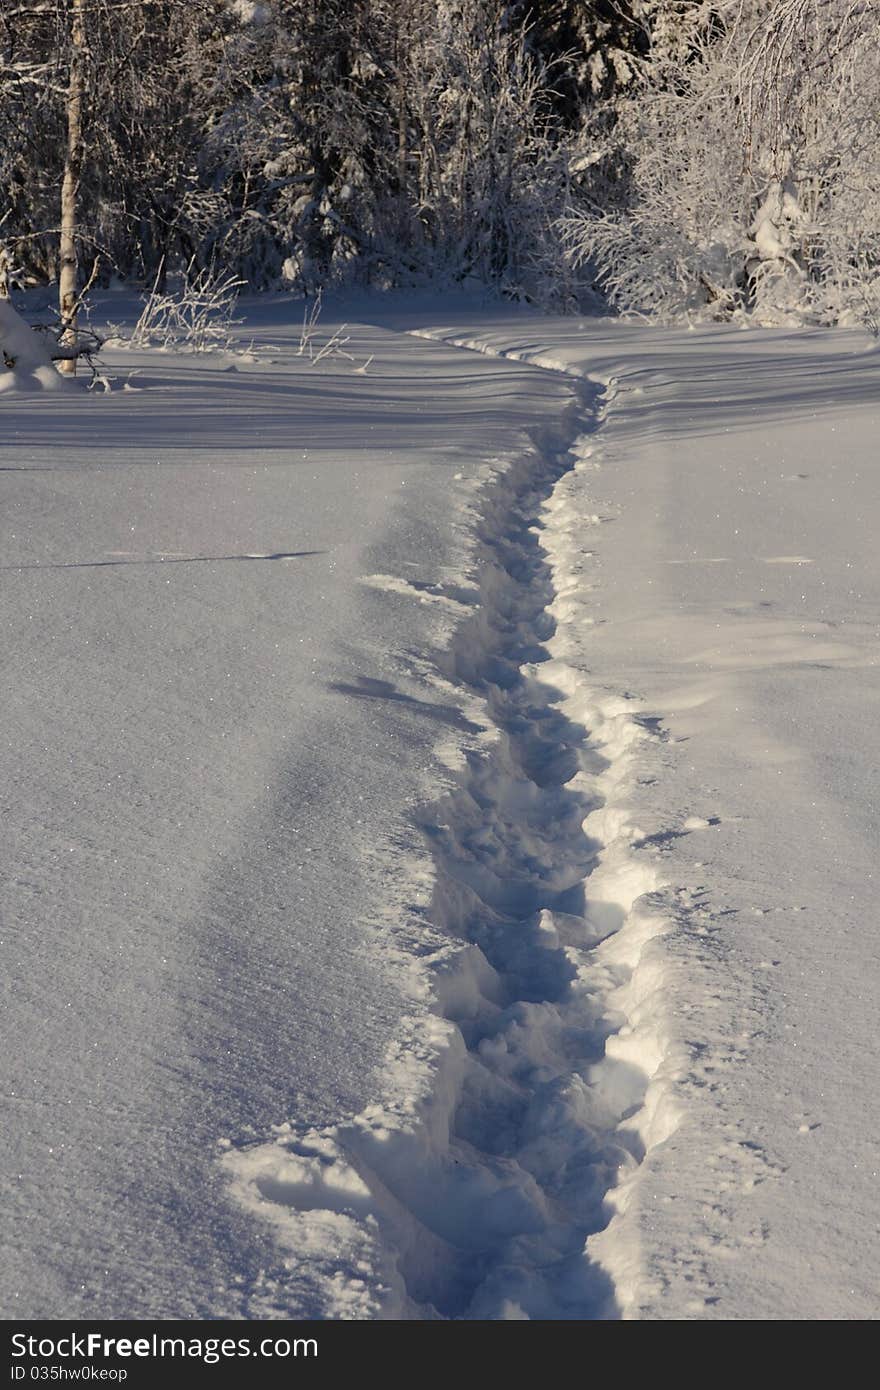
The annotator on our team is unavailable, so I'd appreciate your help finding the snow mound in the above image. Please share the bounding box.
[0,299,69,394]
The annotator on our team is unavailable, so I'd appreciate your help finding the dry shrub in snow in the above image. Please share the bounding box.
[125,265,245,352]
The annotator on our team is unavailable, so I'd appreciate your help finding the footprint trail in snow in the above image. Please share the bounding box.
[224,351,681,1320]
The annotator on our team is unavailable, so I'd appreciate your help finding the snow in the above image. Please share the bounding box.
[403,309,880,1318]
[2,294,879,1320]
[0,301,579,1318]
[0,299,70,395]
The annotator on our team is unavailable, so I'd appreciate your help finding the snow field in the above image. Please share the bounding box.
[5,295,878,1320]
[12,302,666,1320]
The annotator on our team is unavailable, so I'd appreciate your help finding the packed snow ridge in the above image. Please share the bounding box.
[224,349,681,1319]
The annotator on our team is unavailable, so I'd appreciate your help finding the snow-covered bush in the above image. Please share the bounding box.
[0,299,70,394]
[563,1,880,327]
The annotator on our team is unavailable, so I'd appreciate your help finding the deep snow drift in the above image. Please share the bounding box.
[2,294,878,1320]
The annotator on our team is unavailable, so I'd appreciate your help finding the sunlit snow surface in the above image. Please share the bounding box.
[2,295,878,1319]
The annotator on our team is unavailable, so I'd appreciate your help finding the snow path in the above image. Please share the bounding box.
[402,314,880,1319]
[224,324,679,1320]
[216,313,880,1321]
[240,304,880,1320]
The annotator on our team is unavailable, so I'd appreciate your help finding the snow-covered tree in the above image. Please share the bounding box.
[0,3,231,309]
[514,1,653,119]
[563,1,880,326]
[387,1,574,298]
[187,0,580,300]
[4,0,873,319]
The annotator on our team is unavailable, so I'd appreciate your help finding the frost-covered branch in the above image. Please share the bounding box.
[563,0,880,325]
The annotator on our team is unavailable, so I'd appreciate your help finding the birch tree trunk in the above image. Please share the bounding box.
[59,0,86,374]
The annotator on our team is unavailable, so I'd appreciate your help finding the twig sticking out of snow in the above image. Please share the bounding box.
[295,289,362,367]
[296,290,323,357]
[310,324,353,365]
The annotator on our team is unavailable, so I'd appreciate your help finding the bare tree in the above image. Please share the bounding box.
[57,0,85,371]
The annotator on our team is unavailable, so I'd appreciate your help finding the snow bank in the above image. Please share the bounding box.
[0,298,68,394]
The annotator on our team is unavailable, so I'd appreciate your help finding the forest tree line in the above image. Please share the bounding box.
[1,1,878,326]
